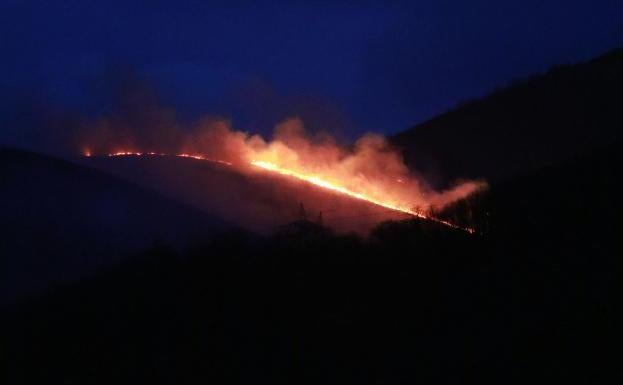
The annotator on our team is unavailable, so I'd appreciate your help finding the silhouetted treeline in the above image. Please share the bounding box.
[434,140,623,242]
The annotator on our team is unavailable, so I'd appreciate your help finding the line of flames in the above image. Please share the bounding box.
[94,152,474,234]
[250,160,474,233]
[103,151,233,166]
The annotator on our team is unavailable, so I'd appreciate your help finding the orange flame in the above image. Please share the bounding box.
[102,151,475,233]
[251,160,421,217]
[106,151,232,166]
[251,160,474,233]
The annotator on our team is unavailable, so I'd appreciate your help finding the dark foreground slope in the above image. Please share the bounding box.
[0,148,229,302]
[393,48,623,187]
[4,144,621,384]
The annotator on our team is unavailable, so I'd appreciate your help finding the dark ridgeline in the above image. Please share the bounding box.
[3,49,623,384]
[392,48,623,188]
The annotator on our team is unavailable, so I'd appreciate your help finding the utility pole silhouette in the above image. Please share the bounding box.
[317,211,323,225]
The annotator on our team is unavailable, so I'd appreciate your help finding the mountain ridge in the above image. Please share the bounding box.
[392,47,623,187]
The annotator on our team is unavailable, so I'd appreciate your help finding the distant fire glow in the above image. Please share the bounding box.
[106,151,232,166]
[103,149,476,233]
[251,160,422,217]
[82,117,483,234]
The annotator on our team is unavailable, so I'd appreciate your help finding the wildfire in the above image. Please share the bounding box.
[106,151,232,166]
[101,151,474,234]
[251,160,422,217]
[251,160,474,233]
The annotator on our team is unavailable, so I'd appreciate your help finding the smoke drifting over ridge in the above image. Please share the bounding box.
[1,75,485,226]
[80,110,485,215]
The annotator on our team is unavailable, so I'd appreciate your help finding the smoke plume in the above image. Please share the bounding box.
[81,113,486,217]
[2,75,486,232]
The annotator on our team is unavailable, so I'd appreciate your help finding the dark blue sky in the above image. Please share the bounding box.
[1,0,622,141]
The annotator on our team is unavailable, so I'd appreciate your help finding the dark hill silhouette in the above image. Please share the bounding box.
[4,142,621,384]
[437,140,623,244]
[392,48,623,187]
[0,148,230,302]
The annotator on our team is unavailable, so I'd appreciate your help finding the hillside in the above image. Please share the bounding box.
[0,148,229,302]
[81,155,412,234]
[392,48,623,187]
[3,47,623,385]
[4,143,621,384]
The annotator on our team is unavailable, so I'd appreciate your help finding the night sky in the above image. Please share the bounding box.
[1,0,622,142]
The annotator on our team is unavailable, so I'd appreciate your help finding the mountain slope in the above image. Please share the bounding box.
[392,48,623,187]
[5,145,621,384]
[82,155,412,235]
[0,148,228,302]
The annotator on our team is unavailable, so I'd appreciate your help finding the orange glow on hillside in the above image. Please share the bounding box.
[102,151,475,233]
[251,160,474,233]
[106,151,232,166]
[251,160,423,217]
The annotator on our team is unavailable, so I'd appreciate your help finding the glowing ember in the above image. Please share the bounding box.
[101,151,474,234]
[108,151,145,156]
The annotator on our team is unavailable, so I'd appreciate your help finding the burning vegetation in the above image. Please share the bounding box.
[83,117,485,234]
